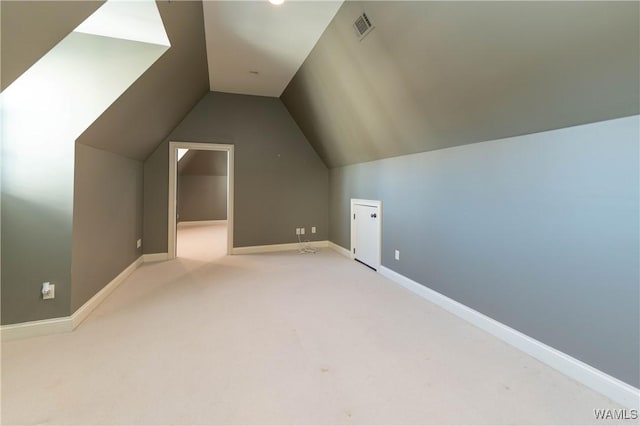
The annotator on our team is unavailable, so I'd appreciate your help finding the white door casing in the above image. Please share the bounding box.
[168,141,235,259]
[350,199,382,270]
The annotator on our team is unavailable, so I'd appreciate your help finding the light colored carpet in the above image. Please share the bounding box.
[1,223,627,425]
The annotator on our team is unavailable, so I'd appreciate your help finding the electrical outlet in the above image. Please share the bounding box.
[42,282,55,300]
[137,238,142,249]
[301,228,305,235]
[312,226,316,234]
[296,228,301,235]
[395,250,400,260]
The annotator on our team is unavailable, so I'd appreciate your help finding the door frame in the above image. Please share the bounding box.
[168,141,235,259]
[350,198,382,268]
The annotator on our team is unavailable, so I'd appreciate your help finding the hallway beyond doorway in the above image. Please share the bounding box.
[177,221,227,261]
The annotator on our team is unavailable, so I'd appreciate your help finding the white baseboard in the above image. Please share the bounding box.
[232,240,329,255]
[0,317,73,341]
[142,252,170,262]
[328,241,353,259]
[70,256,144,329]
[378,265,640,409]
[1,253,171,341]
[177,220,226,227]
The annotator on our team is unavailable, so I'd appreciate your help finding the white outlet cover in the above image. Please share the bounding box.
[296,228,301,235]
[395,250,400,260]
[301,228,305,235]
[137,238,142,248]
[312,227,316,233]
[43,283,55,300]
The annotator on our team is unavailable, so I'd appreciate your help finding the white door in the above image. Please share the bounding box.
[354,203,380,270]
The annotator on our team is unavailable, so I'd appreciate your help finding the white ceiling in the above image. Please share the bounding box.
[203,0,343,97]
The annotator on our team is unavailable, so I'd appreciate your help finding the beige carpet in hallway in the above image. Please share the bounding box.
[1,223,627,425]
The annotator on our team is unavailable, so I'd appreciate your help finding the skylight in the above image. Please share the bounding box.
[74,0,170,47]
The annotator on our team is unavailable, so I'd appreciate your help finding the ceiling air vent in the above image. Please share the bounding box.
[353,12,374,40]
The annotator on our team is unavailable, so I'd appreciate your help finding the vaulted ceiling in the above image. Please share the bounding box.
[281,1,640,168]
[75,1,209,160]
[2,1,639,166]
[1,0,209,161]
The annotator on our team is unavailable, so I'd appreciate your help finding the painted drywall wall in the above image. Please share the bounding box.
[143,141,169,254]
[282,1,640,168]
[71,144,143,311]
[143,91,328,252]
[1,0,208,324]
[178,149,227,176]
[0,0,103,90]
[329,116,640,387]
[178,176,227,221]
[178,150,227,221]
[76,0,209,160]
[1,26,168,324]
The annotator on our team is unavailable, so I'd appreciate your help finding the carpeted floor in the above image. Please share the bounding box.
[1,222,628,425]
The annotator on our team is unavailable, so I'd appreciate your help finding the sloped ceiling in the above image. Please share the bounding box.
[0,1,104,91]
[282,1,640,168]
[76,1,209,160]
[178,150,227,176]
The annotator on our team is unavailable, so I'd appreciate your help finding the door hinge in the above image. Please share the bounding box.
[353,248,356,254]
[353,213,356,220]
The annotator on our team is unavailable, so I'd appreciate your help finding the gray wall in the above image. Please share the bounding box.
[1,32,164,325]
[1,168,73,325]
[1,1,208,325]
[71,144,143,311]
[143,91,328,252]
[143,142,169,254]
[282,1,640,168]
[178,151,228,221]
[329,116,640,387]
[178,176,227,221]
[178,149,227,176]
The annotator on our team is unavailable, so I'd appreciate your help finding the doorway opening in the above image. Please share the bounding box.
[168,142,234,260]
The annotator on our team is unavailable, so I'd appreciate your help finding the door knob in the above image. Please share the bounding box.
[370,213,377,218]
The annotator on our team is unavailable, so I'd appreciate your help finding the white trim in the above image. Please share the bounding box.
[0,317,73,341]
[142,252,170,263]
[378,265,640,409]
[231,240,329,255]
[177,220,227,227]
[350,198,382,270]
[169,142,234,259]
[71,256,144,329]
[328,241,353,259]
[1,253,173,341]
